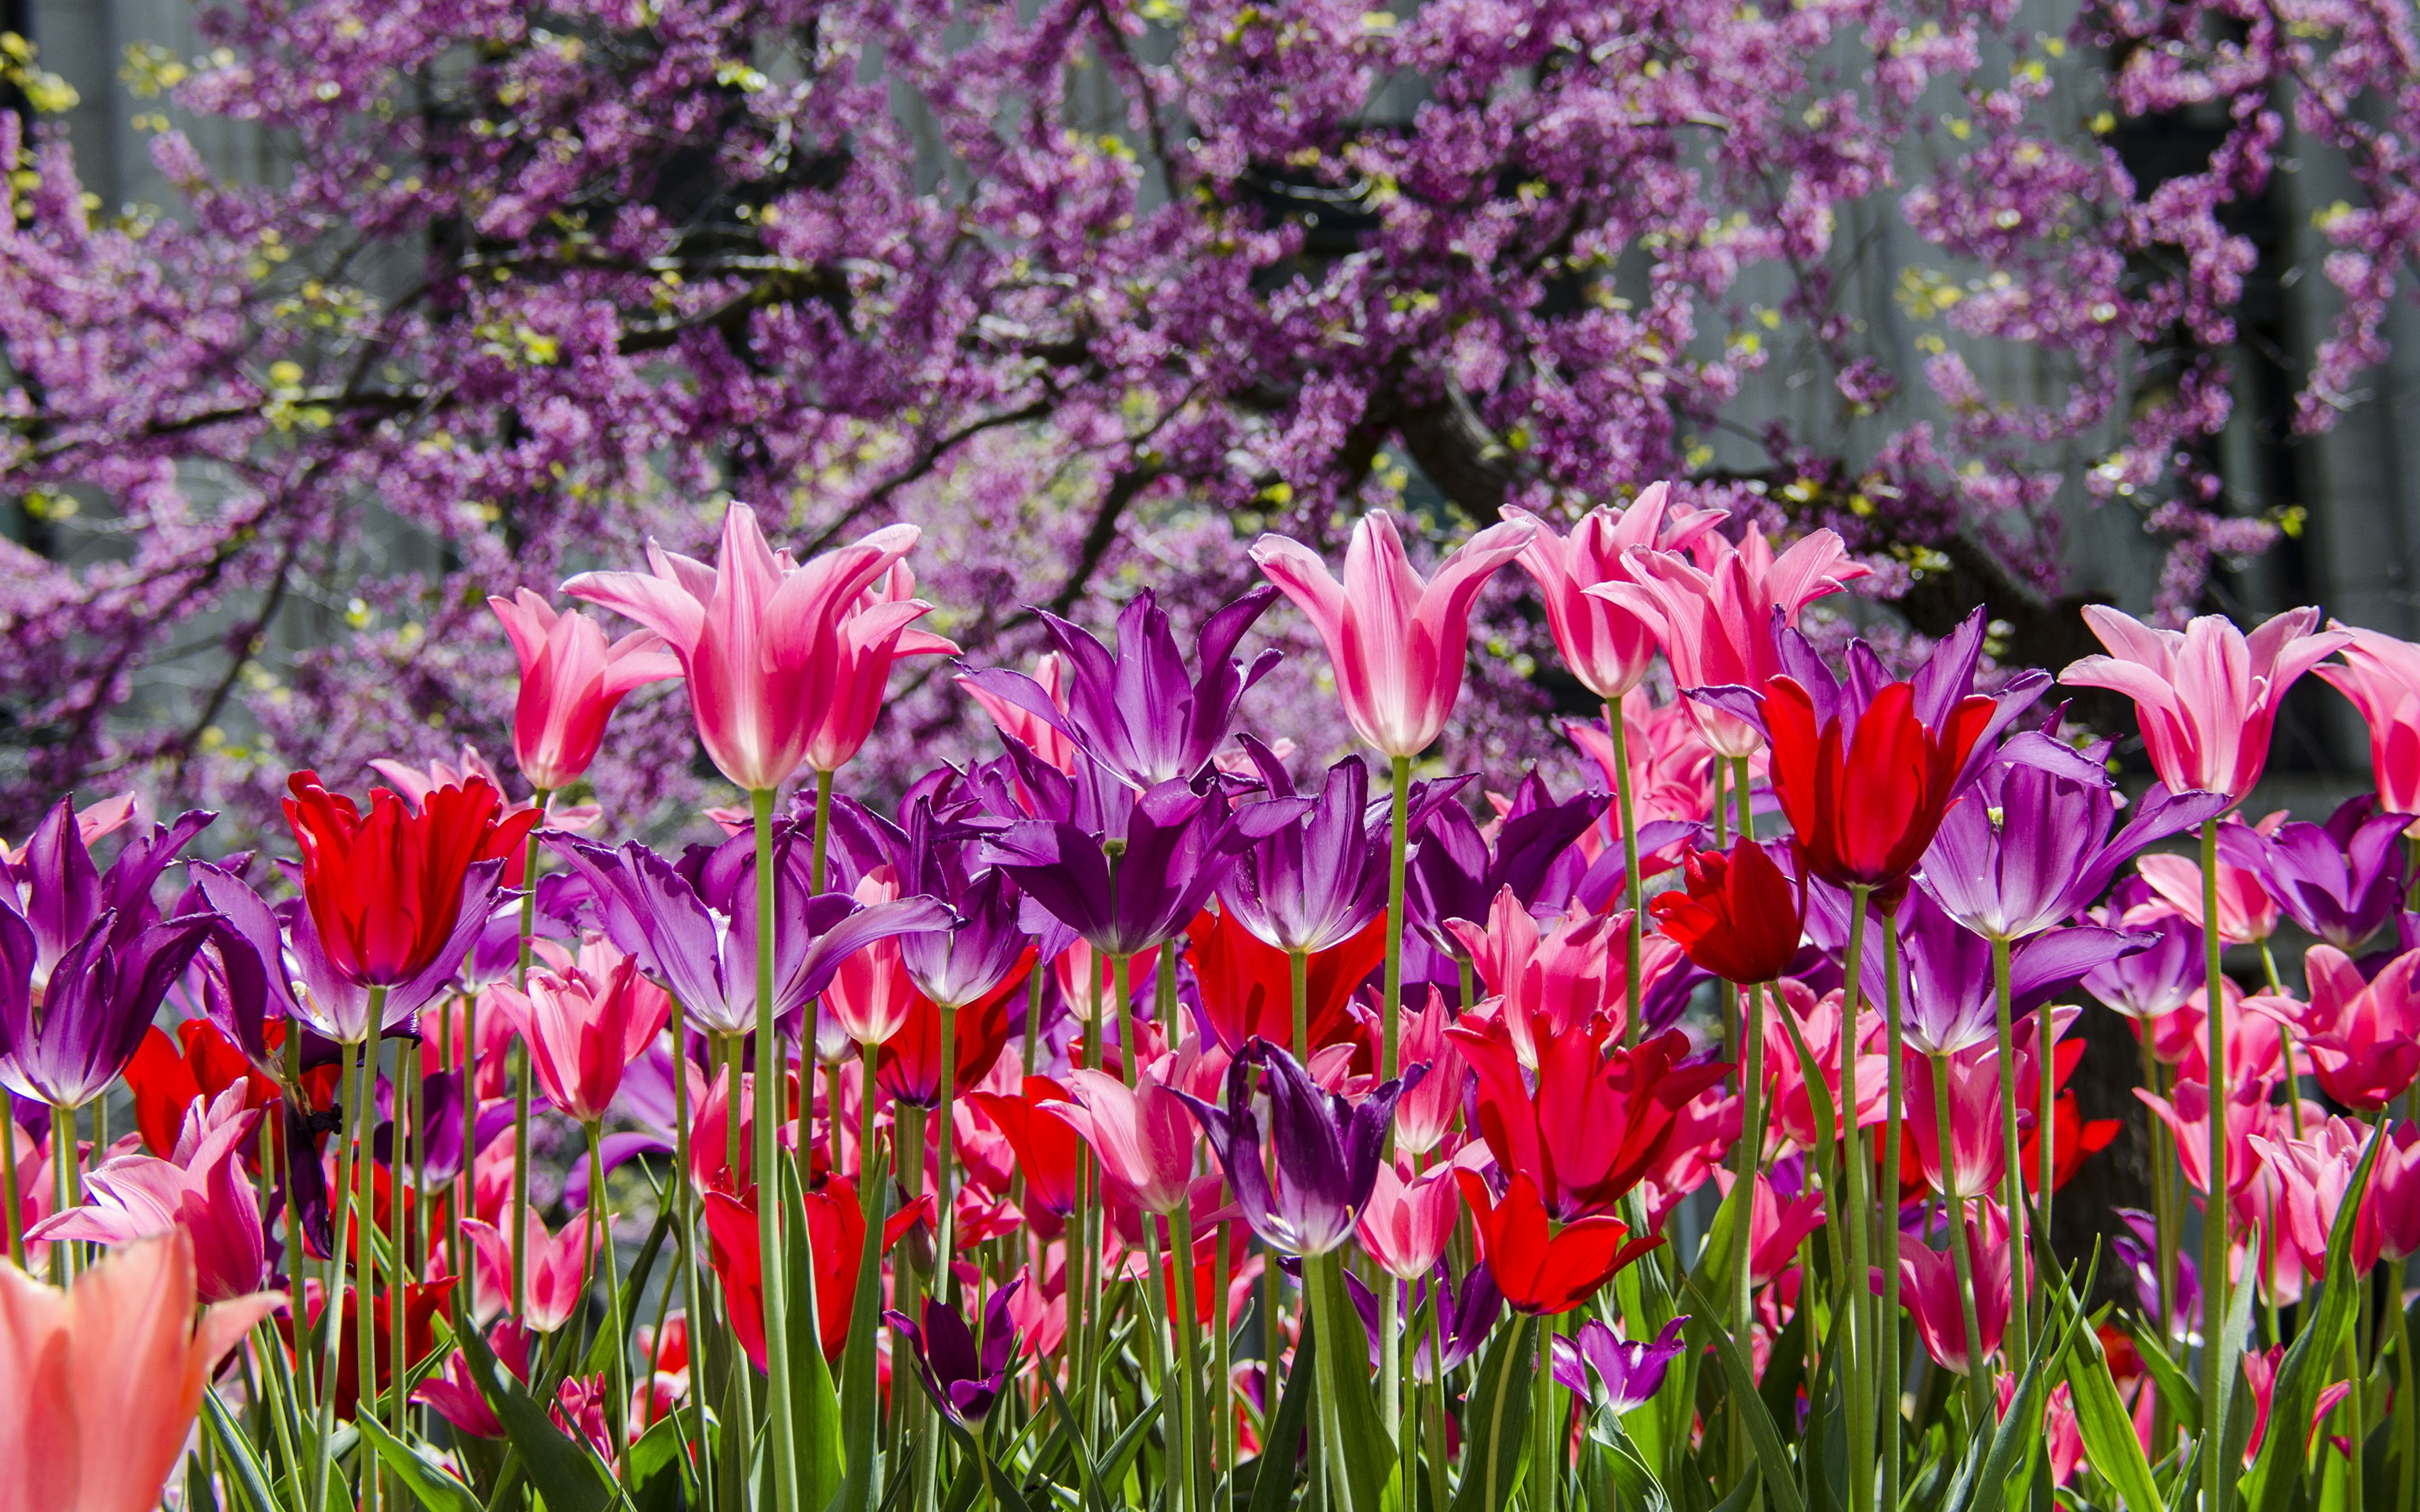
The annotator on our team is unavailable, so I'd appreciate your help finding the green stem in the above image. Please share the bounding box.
[1611,701,1644,1047]
[752,786,799,1512]
[391,1054,413,1467]
[1990,932,2033,1368]
[1290,948,1310,1063]
[1382,753,1413,1084]
[311,1033,364,1512]
[935,1000,960,1305]
[1,1091,22,1268]
[358,1019,384,1512]
[590,1128,629,1449]
[671,1000,715,1507]
[1932,1053,1992,1425]
[1170,1204,1204,1512]
[1213,1226,1235,1491]
[455,990,475,1284]
[1836,885,1875,1512]
[510,798,544,1318]
[46,1102,75,1283]
[1881,909,1907,1509]
[1113,953,1135,1088]
[2200,815,2232,1512]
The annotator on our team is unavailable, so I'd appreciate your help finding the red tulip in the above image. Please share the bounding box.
[965,1076,1088,1220]
[1447,1016,1729,1222]
[1455,1169,1660,1315]
[283,770,539,990]
[875,976,1018,1110]
[1762,677,1995,906]
[279,1277,456,1420]
[1186,905,1384,1054]
[121,1020,278,1160]
[1649,839,1804,984]
[704,1179,931,1366]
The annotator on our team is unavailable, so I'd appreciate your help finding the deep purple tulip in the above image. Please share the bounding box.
[1407,769,1606,951]
[983,777,1297,958]
[8,798,213,985]
[1878,890,2148,1056]
[860,795,1034,1011]
[1342,1259,1505,1376]
[886,1277,1025,1426]
[550,830,952,1038]
[2112,1207,2200,1337]
[959,587,1280,791]
[2217,795,2411,952]
[1551,1315,1690,1415]
[1222,743,1390,955]
[1921,730,2229,942]
[1176,1039,1415,1256]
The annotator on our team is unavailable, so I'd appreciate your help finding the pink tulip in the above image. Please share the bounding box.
[487,937,672,1125]
[1586,522,1870,758]
[1448,887,1676,1064]
[2357,1121,2420,1270]
[2316,625,2420,824]
[2242,1344,2355,1468]
[1355,1161,1461,1279]
[1993,1377,2085,1488]
[463,1210,594,1331]
[487,589,682,792]
[1500,484,1726,702]
[2249,1117,2366,1302]
[1564,689,1723,830]
[1744,1172,1826,1284]
[2060,606,2350,803]
[564,503,956,792]
[1907,1044,2012,1200]
[1040,1066,1197,1215]
[1887,1200,2012,1375]
[0,1229,282,1512]
[1249,510,1535,759]
[2251,943,2420,1110]
[415,1318,534,1441]
[823,872,923,1047]
[2127,814,2283,946]
[28,1086,266,1303]
[368,744,601,839]
[1391,991,1469,1157]
[2138,1075,2293,1199]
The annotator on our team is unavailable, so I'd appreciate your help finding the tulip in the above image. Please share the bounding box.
[28,1086,266,1303]
[1890,1203,2012,1375]
[1885,890,2146,1058]
[1405,773,1607,959]
[366,744,601,855]
[703,1177,928,1368]
[2252,944,2420,1110]
[462,1210,593,1331]
[551,831,952,1039]
[960,651,1079,774]
[1550,1315,1689,1416]
[2316,624,2420,824]
[1186,903,1384,1055]
[2112,1209,2202,1338]
[2241,1345,2357,1468]
[1221,751,1391,960]
[1745,1170,1827,1284]
[487,588,681,792]
[2217,795,2410,951]
[283,1277,455,1421]
[0,791,134,868]
[1043,1065,1202,1216]
[2062,606,2352,803]
[414,1320,534,1441]
[2359,1121,2420,1272]
[1249,509,1534,759]
[1447,887,1671,1063]
[1502,485,1727,702]
[1586,520,1870,758]
[2081,911,2207,1024]
[1650,838,1804,984]
[959,588,1279,790]
[965,1076,1088,1220]
[886,1278,1026,1425]
[1355,1161,1460,1280]
[1455,1169,1660,1315]
[2249,1117,2366,1294]
[486,939,672,1125]
[0,1230,282,1512]
[563,503,955,791]
[1564,690,1720,830]
[1177,1040,1411,1256]
[876,984,1014,1108]
[119,1020,276,1161]
[1906,1043,2015,1200]
[1390,990,1469,1156]
[2133,831,2281,947]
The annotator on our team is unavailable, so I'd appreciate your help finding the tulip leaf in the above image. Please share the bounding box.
[2123,1316,2203,1428]
[1679,1278,1807,1512]
[200,1387,293,1512]
[578,1195,672,1383]
[1449,1313,1535,1512]
[836,1147,894,1512]
[2065,1320,2164,1512]
[454,1304,618,1512]
[1306,1250,1398,1512]
[1038,1345,1115,1512]
[623,1411,694,1512]
[354,1415,484,1512]
[1603,1422,1675,1512]
[1939,1287,2077,1512]
[780,1160,846,1512]
[2243,1122,2386,1512]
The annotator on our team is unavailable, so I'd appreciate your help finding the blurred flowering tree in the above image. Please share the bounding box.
[3,0,2416,832]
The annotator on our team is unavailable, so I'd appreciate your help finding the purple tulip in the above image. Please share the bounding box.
[2080,885,2207,1022]
[959,587,1280,791]
[1921,729,2229,943]
[2112,1207,2200,1338]
[983,777,1297,958]
[1407,769,1605,951]
[1176,1039,1414,1256]
[858,795,1034,1011]
[886,1277,1026,1426]
[549,829,952,1038]
[1551,1315,1690,1415]
[2217,795,2411,952]
[1344,1259,1505,1378]
[0,801,219,1109]
[1881,889,2152,1056]
[1221,743,1391,955]
[190,860,481,1044]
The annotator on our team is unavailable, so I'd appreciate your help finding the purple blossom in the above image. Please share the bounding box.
[1551,1316,1691,1416]
[1177,1039,1415,1257]
[2217,795,2411,953]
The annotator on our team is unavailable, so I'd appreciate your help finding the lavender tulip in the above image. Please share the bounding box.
[1222,743,1390,955]
[2217,795,2410,952]
[886,1277,1025,1425]
[2080,888,2207,1023]
[1551,1315,1691,1415]
[865,795,1034,1011]
[1176,1039,1415,1255]
[1921,730,2229,943]
[958,586,1281,791]
[2112,1207,2200,1336]
[1881,890,2152,1056]
[550,829,953,1038]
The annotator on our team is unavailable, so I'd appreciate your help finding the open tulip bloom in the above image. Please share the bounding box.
[18,498,2420,1512]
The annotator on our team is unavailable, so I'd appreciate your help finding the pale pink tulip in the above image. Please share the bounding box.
[2249,1117,2366,1304]
[1563,689,1724,830]
[487,937,672,1124]
[823,872,923,1047]
[1355,1161,1460,1280]
[367,744,600,836]
[2317,624,2420,825]
[564,503,956,792]
[2060,606,2350,803]
[1744,1171,1826,1284]
[1040,1068,1197,1215]
[0,1229,282,1512]
[1587,522,1870,757]
[2128,818,2282,945]
[464,1210,594,1331]
[28,1086,266,1303]
[1501,484,1727,701]
[1249,510,1535,759]
[487,588,682,792]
